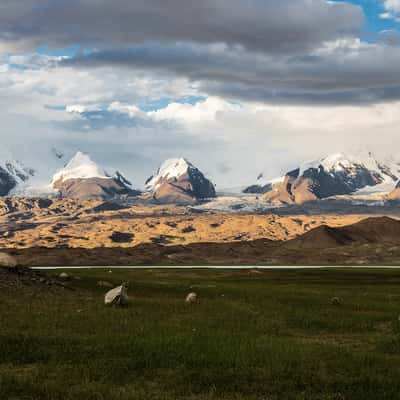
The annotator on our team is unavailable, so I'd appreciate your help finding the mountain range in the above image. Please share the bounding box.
[245,152,400,204]
[2,148,400,205]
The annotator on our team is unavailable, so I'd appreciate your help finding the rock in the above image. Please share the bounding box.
[331,297,341,306]
[59,272,70,280]
[249,269,262,275]
[104,284,129,306]
[0,252,18,268]
[185,292,198,304]
[97,280,114,288]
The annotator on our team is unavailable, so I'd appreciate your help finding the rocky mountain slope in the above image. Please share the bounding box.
[0,149,35,196]
[243,175,284,194]
[52,152,140,200]
[145,158,216,204]
[262,152,400,205]
[387,180,400,201]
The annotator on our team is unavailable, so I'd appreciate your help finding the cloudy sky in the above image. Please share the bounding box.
[1,0,400,188]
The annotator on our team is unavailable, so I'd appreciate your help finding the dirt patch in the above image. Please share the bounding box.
[110,232,134,243]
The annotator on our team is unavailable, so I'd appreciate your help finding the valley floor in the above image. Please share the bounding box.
[1,268,400,399]
[0,197,397,249]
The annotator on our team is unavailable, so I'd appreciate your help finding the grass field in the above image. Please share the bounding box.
[1,268,400,399]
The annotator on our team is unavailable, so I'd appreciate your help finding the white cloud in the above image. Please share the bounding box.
[385,0,400,13]
[148,97,241,124]
[66,104,101,114]
[107,102,144,118]
[2,52,400,189]
[381,0,400,21]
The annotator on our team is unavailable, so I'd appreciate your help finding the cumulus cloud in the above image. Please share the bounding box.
[148,97,241,123]
[380,0,400,21]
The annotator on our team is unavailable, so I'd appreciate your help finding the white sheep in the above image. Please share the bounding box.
[185,292,198,304]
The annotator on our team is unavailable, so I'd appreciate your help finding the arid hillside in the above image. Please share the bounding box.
[0,197,388,249]
[6,216,400,267]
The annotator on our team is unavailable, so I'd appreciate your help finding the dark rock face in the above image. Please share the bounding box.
[299,166,381,199]
[243,183,272,194]
[0,167,17,196]
[243,173,284,194]
[53,177,141,200]
[0,160,35,196]
[187,167,216,199]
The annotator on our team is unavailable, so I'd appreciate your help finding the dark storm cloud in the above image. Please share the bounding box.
[4,0,400,105]
[0,0,363,52]
[62,42,400,104]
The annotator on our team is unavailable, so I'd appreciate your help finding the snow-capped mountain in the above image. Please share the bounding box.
[145,158,216,204]
[51,151,139,199]
[263,152,400,205]
[0,148,35,196]
[51,151,110,185]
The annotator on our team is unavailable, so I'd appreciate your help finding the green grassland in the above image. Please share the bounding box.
[1,268,400,399]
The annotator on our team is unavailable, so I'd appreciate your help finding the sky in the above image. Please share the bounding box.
[1,0,400,189]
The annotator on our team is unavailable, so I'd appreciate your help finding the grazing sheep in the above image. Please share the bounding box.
[104,284,129,306]
[185,292,198,304]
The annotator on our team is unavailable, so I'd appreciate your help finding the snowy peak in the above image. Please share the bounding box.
[0,148,35,196]
[299,151,400,183]
[51,151,110,184]
[145,158,192,191]
[50,151,138,200]
[145,157,216,204]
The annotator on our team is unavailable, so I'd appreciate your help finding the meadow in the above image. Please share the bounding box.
[1,268,400,399]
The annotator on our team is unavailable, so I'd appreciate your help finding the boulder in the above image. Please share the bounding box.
[185,292,198,303]
[104,284,129,306]
[331,297,341,306]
